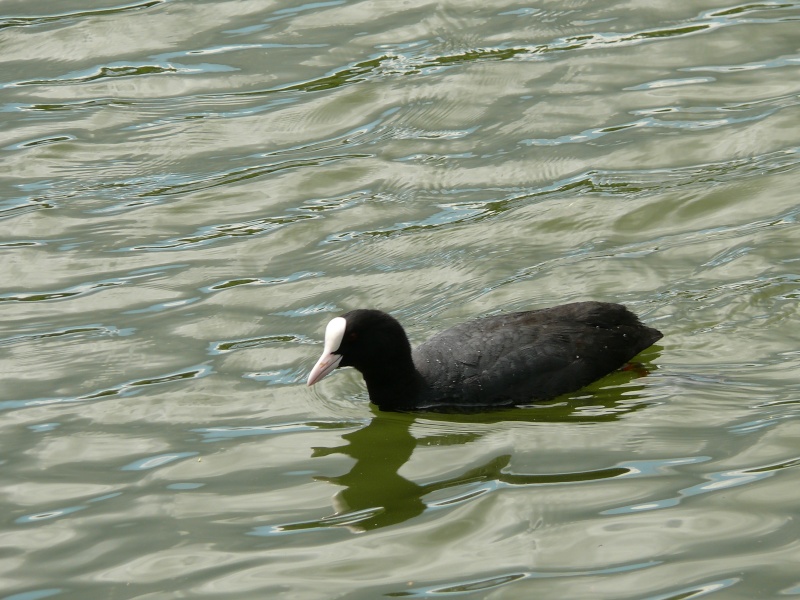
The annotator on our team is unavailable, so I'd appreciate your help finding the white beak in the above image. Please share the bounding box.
[307,316,347,386]
[307,351,343,386]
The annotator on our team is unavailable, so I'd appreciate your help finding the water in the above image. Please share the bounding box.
[2,0,800,598]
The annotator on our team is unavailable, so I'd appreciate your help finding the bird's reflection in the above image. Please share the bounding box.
[312,411,425,530]
[283,352,660,533]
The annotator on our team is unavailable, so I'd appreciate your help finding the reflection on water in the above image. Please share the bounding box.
[2,0,800,598]
[264,372,658,533]
[311,414,633,532]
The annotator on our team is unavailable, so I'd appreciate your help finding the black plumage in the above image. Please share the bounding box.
[307,301,662,412]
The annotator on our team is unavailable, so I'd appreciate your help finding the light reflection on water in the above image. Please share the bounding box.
[1,0,800,598]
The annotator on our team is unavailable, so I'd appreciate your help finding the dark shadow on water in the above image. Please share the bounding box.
[274,352,661,533]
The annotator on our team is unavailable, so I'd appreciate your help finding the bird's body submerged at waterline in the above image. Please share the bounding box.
[307,302,663,412]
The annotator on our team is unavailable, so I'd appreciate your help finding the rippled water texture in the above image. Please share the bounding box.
[2,1,800,598]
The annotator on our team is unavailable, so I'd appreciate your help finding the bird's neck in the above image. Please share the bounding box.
[362,363,424,412]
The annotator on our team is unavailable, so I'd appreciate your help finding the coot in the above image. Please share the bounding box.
[307,302,662,412]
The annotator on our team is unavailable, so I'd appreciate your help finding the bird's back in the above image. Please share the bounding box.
[412,302,662,408]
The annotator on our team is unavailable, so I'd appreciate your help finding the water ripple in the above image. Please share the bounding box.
[2,0,800,598]
[318,146,800,245]
[0,265,185,304]
[0,324,133,347]
[392,561,661,597]
[0,0,165,32]
[15,491,123,525]
[0,364,212,411]
[236,1,800,98]
[604,454,800,515]
[120,452,198,471]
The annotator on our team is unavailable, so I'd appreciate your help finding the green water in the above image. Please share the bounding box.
[2,1,800,598]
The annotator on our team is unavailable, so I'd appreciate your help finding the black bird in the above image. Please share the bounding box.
[307,301,662,412]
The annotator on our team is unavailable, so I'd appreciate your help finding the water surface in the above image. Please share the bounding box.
[2,1,800,598]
